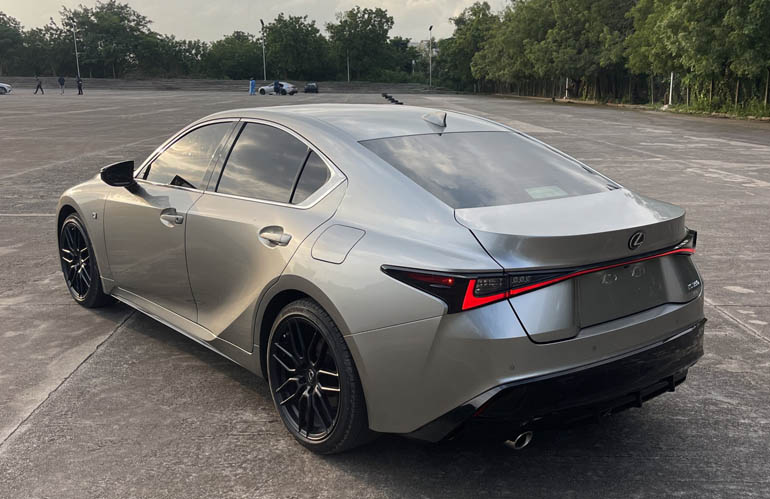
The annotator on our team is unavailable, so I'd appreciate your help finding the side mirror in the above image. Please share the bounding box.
[100,160,137,190]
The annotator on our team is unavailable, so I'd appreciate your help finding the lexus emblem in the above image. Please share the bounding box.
[628,231,645,250]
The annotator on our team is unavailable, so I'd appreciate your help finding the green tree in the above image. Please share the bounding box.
[204,31,259,80]
[0,12,24,75]
[326,6,394,80]
[264,14,329,80]
[439,2,499,91]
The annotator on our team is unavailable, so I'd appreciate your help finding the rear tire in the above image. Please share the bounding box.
[281,89,287,95]
[59,213,113,308]
[0,88,7,95]
[267,298,374,454]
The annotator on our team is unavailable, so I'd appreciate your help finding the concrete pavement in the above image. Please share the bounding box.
[0,89,768,498]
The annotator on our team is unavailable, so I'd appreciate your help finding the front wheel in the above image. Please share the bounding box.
[267,299,374,454]
[259,88,266,95]
[59,213,113,308]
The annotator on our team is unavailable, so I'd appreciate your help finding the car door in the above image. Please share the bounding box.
[103,120,236,321]
[185,121,346,351]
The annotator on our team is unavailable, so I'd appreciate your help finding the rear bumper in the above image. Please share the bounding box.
[406,318,705,442]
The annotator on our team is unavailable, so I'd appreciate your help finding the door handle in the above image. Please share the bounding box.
[259,226,292,246]
[160,208,184,227]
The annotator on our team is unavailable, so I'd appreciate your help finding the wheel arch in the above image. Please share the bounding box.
[256,275,352,379]
[57,203,78,236]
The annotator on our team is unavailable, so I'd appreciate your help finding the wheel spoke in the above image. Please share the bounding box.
[303,390,314,434]
[307,331,320,365]
[286,322,303,360]
[313,386,334,428]
[297,389,312,434]
[80,266,91,287]
[64,227,76,253]
[315,341,328,367]
[272,352,296,373]
[274,342,297,366]
[279,384,302,406]
[274,376,299,394]
[292,320,307,360]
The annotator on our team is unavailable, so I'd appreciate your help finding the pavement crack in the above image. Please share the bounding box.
[705,297,770,345]
[0,311,135,452]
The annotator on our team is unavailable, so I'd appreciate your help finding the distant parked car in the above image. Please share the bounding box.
[259,82,297,95]
[0,82,12,95]
[304,82,319,93]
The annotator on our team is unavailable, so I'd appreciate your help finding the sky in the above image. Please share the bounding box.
[4,0,507,42]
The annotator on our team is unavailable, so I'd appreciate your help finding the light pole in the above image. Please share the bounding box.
[428,25,433,87]
[260,19,266,81]
[72,25,81,79]
[345,29,350,82]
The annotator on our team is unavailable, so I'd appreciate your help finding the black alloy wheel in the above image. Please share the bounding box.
[267,299,373,453]
[59,213,112,308]
[270,315,341,440]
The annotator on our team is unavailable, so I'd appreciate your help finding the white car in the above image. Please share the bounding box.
[0,83,12,95]
[258,81,297,95]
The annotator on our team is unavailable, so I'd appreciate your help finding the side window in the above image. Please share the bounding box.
[144,123,232,189]
[291,151,331,204]
[216,123,308,203]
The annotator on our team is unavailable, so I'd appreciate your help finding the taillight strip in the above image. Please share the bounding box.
[462,247,695,311]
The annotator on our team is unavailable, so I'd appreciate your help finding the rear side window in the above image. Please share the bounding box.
[144,123,232,189]
[291,151,331,204]
[361,131,615,209]
[217,123,308,202]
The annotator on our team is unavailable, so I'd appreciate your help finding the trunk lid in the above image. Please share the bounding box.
[455,189,686,270]
[455,189,692,343]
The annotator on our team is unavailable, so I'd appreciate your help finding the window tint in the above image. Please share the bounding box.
[360,131,614,209]
[145,123,231,189]
[217,123,308,202]
[292,151,331,204]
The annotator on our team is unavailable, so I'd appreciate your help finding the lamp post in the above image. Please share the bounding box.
[72,25,81,79]
[260,19,266,81]
[428,25,433,87]
[345,29,350,82]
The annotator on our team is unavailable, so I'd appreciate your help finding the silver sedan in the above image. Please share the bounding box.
[57,104,705,453]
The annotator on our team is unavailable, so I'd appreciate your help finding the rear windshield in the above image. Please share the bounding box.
[360,131,615,209]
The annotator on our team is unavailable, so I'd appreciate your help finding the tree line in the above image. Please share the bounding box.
[444,0,769,114]
[1,0,768,114]
[0,2,424,83]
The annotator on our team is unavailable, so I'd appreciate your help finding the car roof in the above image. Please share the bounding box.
[202,104,508,141]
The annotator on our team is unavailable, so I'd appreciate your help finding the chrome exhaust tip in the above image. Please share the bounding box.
[504,431,534,450]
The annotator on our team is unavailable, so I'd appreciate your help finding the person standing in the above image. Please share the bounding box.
[249,77,256,95]
[34,76,44,95]
[58,76,65,94]
[76,77,83,95]
[273,79,280,95]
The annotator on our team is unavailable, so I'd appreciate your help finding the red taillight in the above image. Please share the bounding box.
[405,272,455,287]
[383,229,697,314]
[462,280,506,310]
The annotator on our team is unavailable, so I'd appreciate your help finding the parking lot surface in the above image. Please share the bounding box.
[0,90,768,498]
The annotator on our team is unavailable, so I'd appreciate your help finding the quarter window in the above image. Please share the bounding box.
[217,123,309,203]
[144,123,232,189]
[291,151,331,204]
